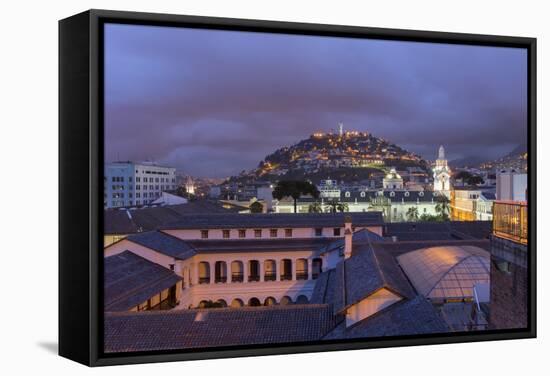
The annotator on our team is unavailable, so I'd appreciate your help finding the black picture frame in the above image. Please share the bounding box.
[59,9,537,367]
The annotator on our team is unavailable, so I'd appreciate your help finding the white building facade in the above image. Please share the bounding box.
[433,145,451,196]
[496,169,528,201]
[104,161,177,208]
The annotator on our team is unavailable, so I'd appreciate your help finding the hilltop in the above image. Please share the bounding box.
[227,130,429,184]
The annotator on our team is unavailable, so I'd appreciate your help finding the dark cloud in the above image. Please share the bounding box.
[104,24,527,177]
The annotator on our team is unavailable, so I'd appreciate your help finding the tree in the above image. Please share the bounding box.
[272,180,320,213]
[406,206,419,222]
[434,195,450,221]
[325,200,349,213]
[454,170,484,186]
[249,201,264,213]
[308,202,323,213]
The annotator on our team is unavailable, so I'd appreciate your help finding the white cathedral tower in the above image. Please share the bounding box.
[433,145,451,195]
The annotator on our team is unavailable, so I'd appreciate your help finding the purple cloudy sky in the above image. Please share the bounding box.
[104,23,527,178]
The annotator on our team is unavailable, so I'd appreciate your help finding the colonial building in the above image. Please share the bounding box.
[383,168,404,189]
[274,190,440,222]
[450,188,495,221]
[103,200,240,247]
[433,145,451,196]
[103,213,494,352]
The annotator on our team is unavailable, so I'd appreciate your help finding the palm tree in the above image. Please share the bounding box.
[406,206,419,222]
[308,201,323,213]
[325,200,349,213]
[272,180,320,213]
[435,195,450,220]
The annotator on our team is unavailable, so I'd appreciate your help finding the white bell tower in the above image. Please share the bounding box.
[433,145,451,195]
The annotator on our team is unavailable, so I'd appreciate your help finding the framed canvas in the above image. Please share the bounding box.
[59,9,536,366]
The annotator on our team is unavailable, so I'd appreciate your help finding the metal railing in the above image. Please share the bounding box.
[198,277,210,284]
[492,201,528,244]
[296,272,308,280]
[231,273,243,283]
[264,272,276,281]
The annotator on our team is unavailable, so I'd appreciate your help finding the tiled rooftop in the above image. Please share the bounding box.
[104,304,336,352]
[125,231,197,260]
[160,212,384,230]
[104,201,239,235]
[104,251,182,312]
[324,295,449,339]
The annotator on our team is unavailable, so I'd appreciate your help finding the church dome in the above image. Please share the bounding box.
[385,168,401,180]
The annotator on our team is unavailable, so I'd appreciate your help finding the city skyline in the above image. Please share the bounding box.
[105,23,527,177]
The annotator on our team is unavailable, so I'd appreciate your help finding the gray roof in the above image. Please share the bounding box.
[318,228,386,255]
[383,221,491,241]
[313,242,415,314]
[104,304,336,352]
[125,231,197,260]
[160,212,384,230]
[323,295,449,339]
[187,238,331,254]
[284,190,436,203]
[104,251,182,312]
[104,201,239,235]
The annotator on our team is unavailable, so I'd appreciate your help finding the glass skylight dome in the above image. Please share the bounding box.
[397,246,490,302]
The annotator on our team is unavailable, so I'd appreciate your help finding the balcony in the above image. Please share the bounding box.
[248,275,260,282]
[280,273,292,281]
[492,201,528,244]
[264,272,276,281]
[296,272,308,280]
[215,276,227,283]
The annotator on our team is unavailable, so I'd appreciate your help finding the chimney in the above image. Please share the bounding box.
[344,216,353,259]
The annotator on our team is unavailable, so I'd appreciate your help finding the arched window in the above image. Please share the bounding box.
[280,296,293,305]
[198,300,209,308]
[345,191,351,197]
[264,259,276,281]
[264,297,277,306]
[230,298,244,308]
[231,261,244,283]
[389,191,395,197]
[296,258,308,280]
[215,261,227,283]
[312,258,323,279]
[248,297,261,307]
[280,259,292,280]
[216,299,227,307]
[198,262,210,284]
[248,260,260,282]
[296,295,309,304]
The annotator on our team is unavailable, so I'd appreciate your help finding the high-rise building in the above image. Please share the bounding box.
[104,161,177,208]
[496,169,527,201]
